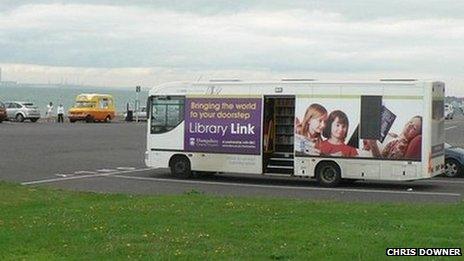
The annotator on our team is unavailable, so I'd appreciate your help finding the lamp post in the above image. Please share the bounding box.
[135,85,141,122]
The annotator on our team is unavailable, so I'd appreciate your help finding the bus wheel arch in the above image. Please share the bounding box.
[169,154,192,178]
[85,115,94,123]
[315,160,342,187]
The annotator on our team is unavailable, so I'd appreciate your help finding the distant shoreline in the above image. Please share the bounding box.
[1,82,144,91]
[0,84,148,113]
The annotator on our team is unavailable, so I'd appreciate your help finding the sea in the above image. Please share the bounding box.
[0,84,149,113]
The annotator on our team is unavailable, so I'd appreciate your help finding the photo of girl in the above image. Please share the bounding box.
[319,110,358,157]
[294,103,328,155]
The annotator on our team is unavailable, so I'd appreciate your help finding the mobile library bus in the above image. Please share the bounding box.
[145,80,445,187]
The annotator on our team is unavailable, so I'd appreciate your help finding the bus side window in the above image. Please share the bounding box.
[100,98,110,109]
[150,96,184,134]
[432,100,444,120]
[152,104,167,132]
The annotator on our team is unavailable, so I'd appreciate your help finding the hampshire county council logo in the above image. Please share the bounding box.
[189,138,195,146]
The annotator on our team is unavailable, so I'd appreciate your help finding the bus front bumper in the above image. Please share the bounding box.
[68,115,87,121]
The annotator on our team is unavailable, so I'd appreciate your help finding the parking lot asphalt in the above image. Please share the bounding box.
[1,115,463,204]
[0,121,146,182]
[445,113,464,147]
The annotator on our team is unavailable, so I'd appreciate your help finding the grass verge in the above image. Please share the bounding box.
[0,182,463,259]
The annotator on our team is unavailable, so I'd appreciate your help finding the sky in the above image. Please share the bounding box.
[0,0,463,95]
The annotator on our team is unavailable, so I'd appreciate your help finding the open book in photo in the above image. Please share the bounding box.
[380,105,396,143]
[294,134,319,156]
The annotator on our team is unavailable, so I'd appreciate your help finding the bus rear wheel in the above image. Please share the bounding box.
[170,156,192,178]
[316,161,341,187]
[85,115,94,123]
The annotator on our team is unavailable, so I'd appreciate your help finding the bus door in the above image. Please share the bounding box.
[262,95,295,174]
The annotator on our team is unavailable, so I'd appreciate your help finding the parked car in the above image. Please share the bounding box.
[444,103,454,119]
[123,106,147,121]
[4,101,41,122]
[0,101,7,123]
[444,143,464,177]
[68,94,115,123]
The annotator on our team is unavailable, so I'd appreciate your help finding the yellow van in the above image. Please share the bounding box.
[68,94,116,123]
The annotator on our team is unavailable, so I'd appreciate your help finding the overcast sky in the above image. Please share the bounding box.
[0,0,463,95]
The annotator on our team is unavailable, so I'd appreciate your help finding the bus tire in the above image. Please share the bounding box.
[170,156,192,178]
[104,115,111,123]
[316,161,341,187]
[85,115,94,123]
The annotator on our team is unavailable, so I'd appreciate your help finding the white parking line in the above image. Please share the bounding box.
[74,171,97,175]
[112,175,461,198]
[97,169,117,173]
[445,126,457,130]
[117,167,136,171]
[21,168,153,185]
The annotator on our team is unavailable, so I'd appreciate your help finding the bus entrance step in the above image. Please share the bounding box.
[264,167,294,174]
[266,165,293,169]
[272,152,294,158]
[268,159,294,166]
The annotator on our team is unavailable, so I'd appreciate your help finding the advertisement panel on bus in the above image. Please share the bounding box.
[184,97,262,155]
[294,95,423,161]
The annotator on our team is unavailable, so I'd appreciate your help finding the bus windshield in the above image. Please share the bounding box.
[150,96,184,134]
[75,101,96,108]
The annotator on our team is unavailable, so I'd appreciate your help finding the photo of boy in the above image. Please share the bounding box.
[360,97,423,161]
[364,116,422,160]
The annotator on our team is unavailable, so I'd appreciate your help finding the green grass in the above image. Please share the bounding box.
[0,182,463,260]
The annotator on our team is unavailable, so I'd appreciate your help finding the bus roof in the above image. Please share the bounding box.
[149,80,442,96]
[76,93,113,99]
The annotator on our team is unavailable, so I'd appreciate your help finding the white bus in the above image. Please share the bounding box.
[145,80,445,187]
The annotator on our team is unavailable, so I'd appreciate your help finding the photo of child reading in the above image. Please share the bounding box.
[364,116,422,160]
[319,110,358,157]
[294,103,328,155]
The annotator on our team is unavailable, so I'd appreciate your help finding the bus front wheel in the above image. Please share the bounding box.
[316,161,341,187]
[85,115,94,123]
[170,156,192,178]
